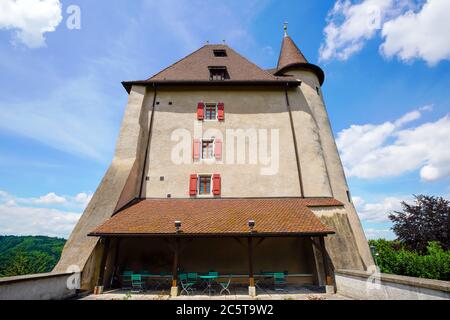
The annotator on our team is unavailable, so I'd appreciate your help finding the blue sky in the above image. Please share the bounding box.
[0,0,449,239]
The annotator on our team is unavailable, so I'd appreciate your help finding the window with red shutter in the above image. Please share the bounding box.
[193,139,200,160]
[217,102,225,121]
[212,174,221,196]
[189,174,198,196]
[214,138,222,160]
[197,102,205,120]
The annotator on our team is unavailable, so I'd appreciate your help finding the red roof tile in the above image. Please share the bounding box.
[89,198,340,237]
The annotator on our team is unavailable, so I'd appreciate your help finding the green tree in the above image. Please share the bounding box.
[388,195,449,252]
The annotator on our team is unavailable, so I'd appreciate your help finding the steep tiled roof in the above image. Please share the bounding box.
[150,44,277,81]
[277,35,308,70]
[273,33,325,85]
[89,198,340,237]
[122,44,301,92]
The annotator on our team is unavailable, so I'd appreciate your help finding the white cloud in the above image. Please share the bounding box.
[72,192,92,207]
[337,107,450,181]
[320,0,450,65]
[353,195,410,222]
[0,0,63,48]
[319,0,400,61]
[0,190,92,209]
[381,0,450,65]
[0,204,80,238]
[34,192,66,205]
[0,190,93,237]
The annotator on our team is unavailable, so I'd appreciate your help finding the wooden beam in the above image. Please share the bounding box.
[255,237,266,247]
[233,237,245,248]
[172,237,180,287]
[248,237,254,287]
[96,237,110,287]
[109,238,121,288]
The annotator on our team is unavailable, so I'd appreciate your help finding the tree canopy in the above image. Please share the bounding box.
[389,195,449,252]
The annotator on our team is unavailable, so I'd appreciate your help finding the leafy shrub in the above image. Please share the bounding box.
[369,239,450,281]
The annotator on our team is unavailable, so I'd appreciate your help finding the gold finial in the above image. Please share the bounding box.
[283,21,288,37]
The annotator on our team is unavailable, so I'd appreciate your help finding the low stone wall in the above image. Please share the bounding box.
[0,272,78,300]
[335,269,450,300]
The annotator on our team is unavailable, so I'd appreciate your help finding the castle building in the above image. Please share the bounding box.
[54,26,373,296]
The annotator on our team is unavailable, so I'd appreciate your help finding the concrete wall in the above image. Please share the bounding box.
[54,85,151,289]
[335,269,450,300]
[0,272,77,300]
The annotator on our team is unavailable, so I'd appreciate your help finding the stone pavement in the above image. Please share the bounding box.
[81,285,351,300]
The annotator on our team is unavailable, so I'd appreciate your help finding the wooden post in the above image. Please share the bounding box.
[319,236,332,285]
[172,237,180,288]
[95,237,110,294]
[109,238,121,288]
[248,237,254,287]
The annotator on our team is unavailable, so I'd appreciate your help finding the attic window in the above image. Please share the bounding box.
[213,49,227,57]
[209,66,229,81]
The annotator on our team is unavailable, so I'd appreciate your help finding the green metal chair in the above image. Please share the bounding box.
[122,270,133,289]
[179,274,196,295]
[131,274,144,293]
[273,272,286,291]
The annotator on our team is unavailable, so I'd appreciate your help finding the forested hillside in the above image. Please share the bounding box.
[0,236,66,277]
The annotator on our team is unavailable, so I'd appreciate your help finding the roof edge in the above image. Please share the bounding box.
[121,79,301,93]
[275,63,325,86]
[88,230,335,237]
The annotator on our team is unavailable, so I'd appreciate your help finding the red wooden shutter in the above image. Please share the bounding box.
[214,138,222,160]
[197,102,205,120]
[193,139,200,160]
[189,174,198,196]
[217,102,224,121]
[212,174,221,196]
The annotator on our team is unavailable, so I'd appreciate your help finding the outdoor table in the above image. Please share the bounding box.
[200,275,218,296]
[144,274,171,290]
[255,274,274,290]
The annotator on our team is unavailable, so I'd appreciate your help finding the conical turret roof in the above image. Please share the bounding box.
[277,35,308,70]
[274,24,325,85]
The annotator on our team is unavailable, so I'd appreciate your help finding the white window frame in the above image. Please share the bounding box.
[197,174,213,197]
[203,103,218,121]
[200,138,216,162]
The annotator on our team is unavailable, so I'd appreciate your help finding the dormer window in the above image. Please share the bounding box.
[213,49,227,57]
[209,67,229,81]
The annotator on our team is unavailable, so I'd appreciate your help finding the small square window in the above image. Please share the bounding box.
[209,67,229,81]
[204,103,217,120]
[213,49,227,57]
[198,175,212,195]
[201,139,215,160]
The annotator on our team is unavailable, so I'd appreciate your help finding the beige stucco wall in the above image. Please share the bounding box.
[142,87,302,198]
[287,68,374,269]
[54,85,151,289]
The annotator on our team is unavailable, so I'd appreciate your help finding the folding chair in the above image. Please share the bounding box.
[273,272,286,291]
[219,278,232,295]
[179,274,196,295]
[131,274,144,293]
[121,270,133,289]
